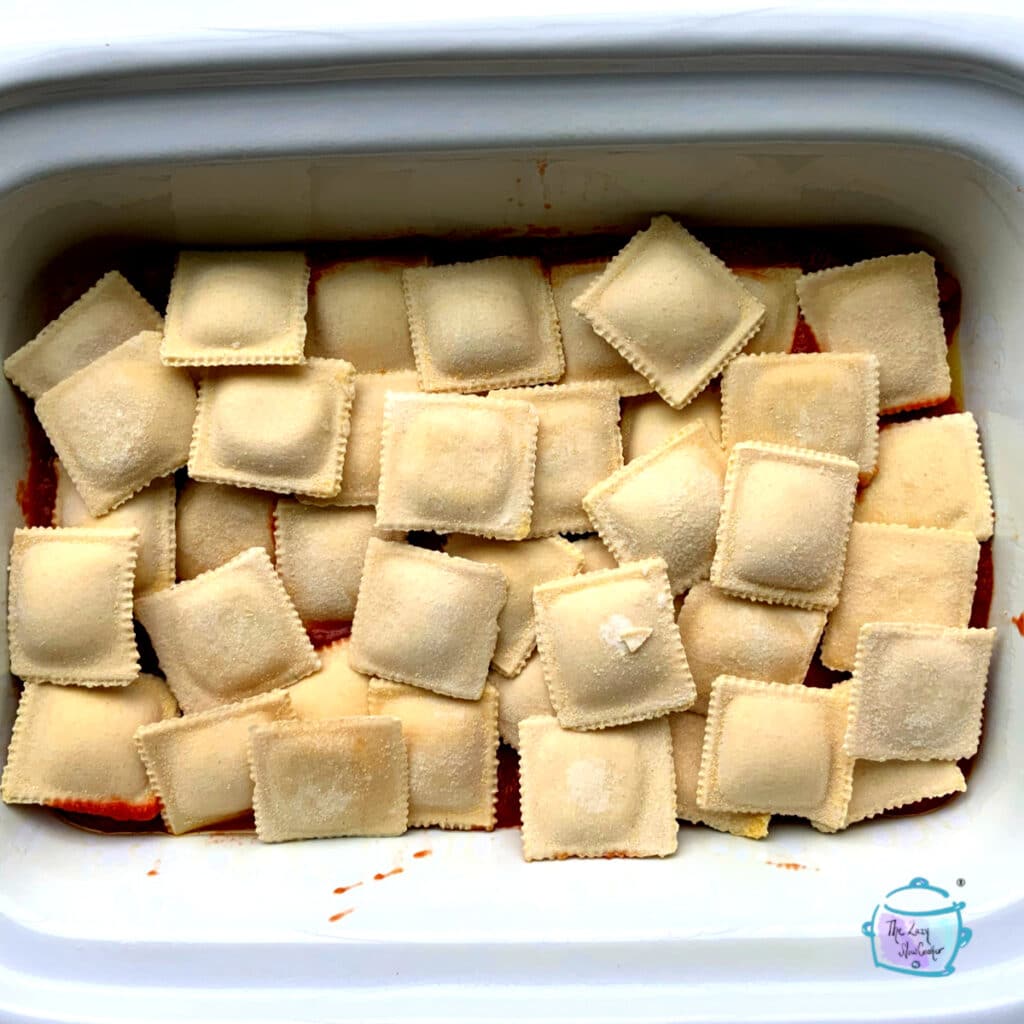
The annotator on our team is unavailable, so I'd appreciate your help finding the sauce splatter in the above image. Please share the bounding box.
[413,849,432,859]
[373,867,403,881]
[328,909,354,923]
[333,882,363,895]
[766,860,813,872]
[1012,613,1024,636]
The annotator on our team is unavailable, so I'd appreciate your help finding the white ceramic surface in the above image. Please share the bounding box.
[2,6,1024,1022]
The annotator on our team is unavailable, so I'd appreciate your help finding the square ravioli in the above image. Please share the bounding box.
[519,716,678,860]
[620,390,722,462]
[274,502,386,622]
[175,480,275,579]
[36,331,196,516]
[348,539,507,700]
[53,462,175,597]
[1,675,177,819]
[492,654,554,749]
[720,353,880,476]
[8,527,139,686]
[548,261,651,395]
[136,547,319,713]
[162,250,309,366]
[677,582,825,714]
[4,271,163,399]
[823,759,966,831]
[711,442,859,609]
[376,392,539,539]
[285,639,370,720]
[855,412,994,540]
[734,266,801,354]
[249,717,409,842]
[668,712,769,839]
[533,557,696,730]
[821,523,980,671]
[403,256,564,392]
[306,257,421,371]
[697,676,854,831]
[367,681,498,829]
[573,217,764,409]
[796,252,950,413]
[135,689,295,834]
[312,371,419,507]
[583,421,726,594]
[444,534,583,677]
[490,383,623,537]
[844,623,995,761]
[189,358,356,498]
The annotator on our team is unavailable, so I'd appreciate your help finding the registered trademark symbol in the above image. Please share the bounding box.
[957,878,966,887]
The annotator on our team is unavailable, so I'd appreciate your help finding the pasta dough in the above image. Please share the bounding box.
[376,392,539,539]
[1,675,176,818]
[519,715,678,860]
[36,331,196,516]
[285,639,370,720]
[844,622,995,761]
[549,260,651,395]
[135,689,295,834]
[444,534,583,677]
[491,383,623,537]
[821,522,980,671]
[53,462,175,597]
[306,257,421,371]
[711,442,859,610]
[668,711,769,839]
[8,526,139,686]
[533,557,696,730]
[797,252,950,414]
[368,681,499,830]
[162,250,309,366]
[249,717,409,842]
[697,676,854,832]
[676,582,825,714]
[348,539,507,700]
[584,421,726,594]
[855,412,994,540]
[404,256,564,392]
[4,271,163,399]
[573,217,764,408]
[188,358,356,498]
[136,547,319,713]
[720,352,880,476]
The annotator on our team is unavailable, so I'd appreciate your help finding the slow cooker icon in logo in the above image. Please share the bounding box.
[862,877,972,976]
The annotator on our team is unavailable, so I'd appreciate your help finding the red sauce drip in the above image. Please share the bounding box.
[305,620,352,649]
[46,797,161,822]
[147,869,159,877]
[766,860,810,871]
[333,882,363,895]
[494,744,522,829]
[328,909,354,923]
[413,849,432,859]
[1013,613,1024,637]
[373,867,403,881]
[16,398,57,527]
